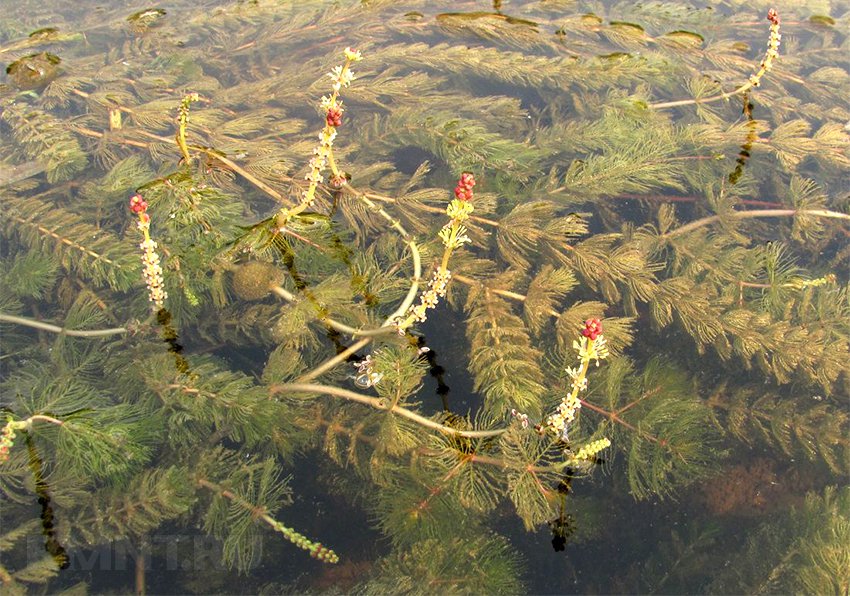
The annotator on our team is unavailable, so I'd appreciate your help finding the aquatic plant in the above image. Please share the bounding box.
[0,1,848,594]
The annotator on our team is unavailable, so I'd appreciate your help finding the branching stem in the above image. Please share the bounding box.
[663,208,850,240]
[0,313,127,338]
[273,383,506,439]
[579,398,659,444]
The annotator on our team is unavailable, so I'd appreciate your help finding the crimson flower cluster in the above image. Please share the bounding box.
[129,193,149,217]
[582,318,603,340]
[454,172,475,201]
[767,7,779,25]
[326,105,343,127]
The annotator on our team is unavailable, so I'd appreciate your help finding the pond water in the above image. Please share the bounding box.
[1,0,848,594]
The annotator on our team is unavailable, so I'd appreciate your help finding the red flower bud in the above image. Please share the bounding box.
[454,173,475,201]
[454,186,472,201]
[582,318,603,340]
[129,194,148,214]
[326,106,343,127]
[767,8,779,25]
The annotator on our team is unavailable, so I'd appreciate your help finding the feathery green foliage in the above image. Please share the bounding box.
[708,486,850,594]
[465,276,548,416]
[710,384,849,474]
[1,101,86,183]
[2,192,140,291]
[358,534,524,595]
[593,356,722,499]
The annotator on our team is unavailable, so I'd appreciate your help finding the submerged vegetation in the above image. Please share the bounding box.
[0,0,848,593]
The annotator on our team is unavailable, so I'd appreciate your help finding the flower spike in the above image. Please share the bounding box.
[129,193,167,310]
[395,173,477,332]
[543,319,610,440]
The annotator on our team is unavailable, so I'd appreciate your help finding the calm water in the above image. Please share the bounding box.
[1,0,848,594]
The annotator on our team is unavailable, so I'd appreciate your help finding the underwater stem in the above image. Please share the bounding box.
[297,337,373,383]
[0,313,127,337]
[268,286,399,338]
[663,208,850,240]
[274,383,506,439]
[337,182,425,324]
[579,398,683,458]
[134,540,146,596]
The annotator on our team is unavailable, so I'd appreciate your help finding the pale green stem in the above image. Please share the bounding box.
[662,208,850,240]
[296,337,372,383]
[651,80,758,110]
[0,313,127,338]
[382,240,422,324]
[268,287,399,338]
[5,414,65,433]
[338,181,424,323]
[275,383,506,439]
[286,193,423,381]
